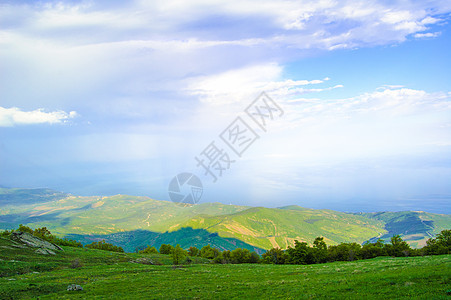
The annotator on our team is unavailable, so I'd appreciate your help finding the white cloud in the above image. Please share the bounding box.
[1,1,449,50]
[239,86,451,195]
[414,32,441,38]
[0,1,449,127]
[285,87,451,124]
[186,63,338,106]
[0,107,78,127]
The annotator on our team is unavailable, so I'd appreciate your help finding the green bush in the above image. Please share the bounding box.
[85,240,124,253]
[139,245,159,254]
[10,225,82,247]
[0,229,11,237]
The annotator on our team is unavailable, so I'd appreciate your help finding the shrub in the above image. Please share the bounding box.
[17,224,34,234]
[53,237,83,248]
[139,245,159,254]
[0,230,11,237]
[13,225,82,247]
[85,240,124,253]
[70,258,83,269]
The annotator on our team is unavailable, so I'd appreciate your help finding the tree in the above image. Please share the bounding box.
[139,245,158,254]
[424,230,451,255]
[17,224,33,234]
[221,250,232,264]
[172,244,186,265]
[230,248,251,264]
[33,227,53,242]
[262,247,287,264]
[249,251,261,263]
[385,235,411,257]
[159,244,175,254]
[312,237,328,263]
[200,245,219,259]
[85,240,124,253]
[328,243,361,262]
[187,246,200,257]
[361,239,386,259]
[436,230,451,249]
[286,241,314,264]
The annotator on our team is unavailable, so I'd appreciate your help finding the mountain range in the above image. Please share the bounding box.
[0,188,449,252]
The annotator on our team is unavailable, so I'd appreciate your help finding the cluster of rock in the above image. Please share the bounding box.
[9,231,63,255]
[130,257,156,265]
[67,284,83,291]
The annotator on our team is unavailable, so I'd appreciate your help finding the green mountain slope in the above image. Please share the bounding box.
[355,211,451,247]
[0,188,449,250]
[171,206,386,249]
[0,193,249,235]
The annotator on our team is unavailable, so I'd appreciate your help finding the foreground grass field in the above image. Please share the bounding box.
[0,238,449,299]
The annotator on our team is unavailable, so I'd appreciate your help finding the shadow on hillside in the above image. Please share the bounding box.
[65,227,265,254]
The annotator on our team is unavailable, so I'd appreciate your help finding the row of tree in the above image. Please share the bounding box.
[3,225,449,266]
[262,230,450,265]
[137,230,450,265]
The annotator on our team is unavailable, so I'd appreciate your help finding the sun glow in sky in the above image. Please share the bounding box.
[1,0,450,213]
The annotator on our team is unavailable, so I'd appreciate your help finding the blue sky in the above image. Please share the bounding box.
[1,0,450,213]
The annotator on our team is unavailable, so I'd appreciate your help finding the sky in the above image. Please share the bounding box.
[1,0,450,213]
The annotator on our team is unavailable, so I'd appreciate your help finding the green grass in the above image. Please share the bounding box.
[0,236,449,299]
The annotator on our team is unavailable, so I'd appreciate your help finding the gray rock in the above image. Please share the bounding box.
[35,248,56,255]
[67,284,83,291]
[131,257,155,265]
[10,232,63,254]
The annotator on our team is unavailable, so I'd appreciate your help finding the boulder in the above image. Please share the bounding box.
[67,284,83,291]
[131,257,155,265]
[10,232,63,254]
[35,248,56,255]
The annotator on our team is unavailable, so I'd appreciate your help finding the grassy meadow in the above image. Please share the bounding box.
[0,237,449,299]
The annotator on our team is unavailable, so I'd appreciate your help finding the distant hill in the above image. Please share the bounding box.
[0,188,69,206]
[354,211,450,247]
[0,188,449,251]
